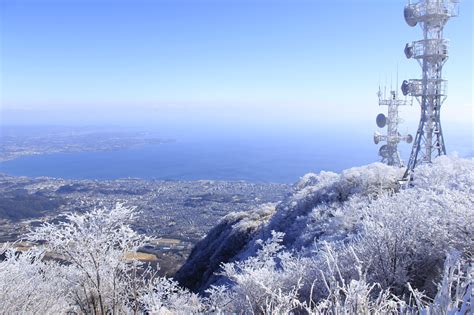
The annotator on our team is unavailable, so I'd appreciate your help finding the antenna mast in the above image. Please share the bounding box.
[401,0,459,179]
[374,86,412,167]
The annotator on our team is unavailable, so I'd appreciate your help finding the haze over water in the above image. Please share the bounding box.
[1,123,471,184]
[1,1,471,183]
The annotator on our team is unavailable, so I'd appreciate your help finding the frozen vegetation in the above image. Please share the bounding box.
[0,156,472,314]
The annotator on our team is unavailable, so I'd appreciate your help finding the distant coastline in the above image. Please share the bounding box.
[0,126,174,162]
[0,138,173,163]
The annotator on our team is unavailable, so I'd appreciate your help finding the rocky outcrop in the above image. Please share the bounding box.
[174,203,277,292]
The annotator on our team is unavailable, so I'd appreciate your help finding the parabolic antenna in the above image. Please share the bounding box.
[379,144,391,158]
[404,43,414,59]
[376,113,387,128]
[404,6,417,27]
[406,134,413,144]
[374,132,381,144]
[401,80,410,96]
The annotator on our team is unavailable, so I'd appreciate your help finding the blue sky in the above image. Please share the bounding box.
[0,0,472,130]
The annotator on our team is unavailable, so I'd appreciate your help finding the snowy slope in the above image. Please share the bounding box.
[176,156,474,296]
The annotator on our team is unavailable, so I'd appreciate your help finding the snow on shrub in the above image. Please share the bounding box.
[0,205,205,314]
[0,156,472,314]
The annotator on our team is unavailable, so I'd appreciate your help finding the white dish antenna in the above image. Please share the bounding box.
[379,144,390,158]
[374,132,382,144]
[404,43,414,59]
[401,80,411,96]
[376,113,387,128]
[404,6,418,27]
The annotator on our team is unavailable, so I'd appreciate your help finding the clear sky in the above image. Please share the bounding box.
[0,0,472,131]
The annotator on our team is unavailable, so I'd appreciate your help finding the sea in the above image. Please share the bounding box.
[0,125,471,184]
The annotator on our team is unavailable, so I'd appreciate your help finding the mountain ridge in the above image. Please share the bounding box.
[176,156,474,296]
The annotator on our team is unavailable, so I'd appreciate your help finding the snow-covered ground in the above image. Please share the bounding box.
[1,156,473,314]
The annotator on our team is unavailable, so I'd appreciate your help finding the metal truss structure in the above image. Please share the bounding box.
[374,88,412,167]
[401,0,459,179]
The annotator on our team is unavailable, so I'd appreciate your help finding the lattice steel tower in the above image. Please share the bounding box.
[374,88,413,167]
[401,0,459,179]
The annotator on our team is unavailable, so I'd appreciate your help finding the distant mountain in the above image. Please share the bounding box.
[175,156,474,297]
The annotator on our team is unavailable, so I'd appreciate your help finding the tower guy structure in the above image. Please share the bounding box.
[374,88,413,167]
[401,0,459,179]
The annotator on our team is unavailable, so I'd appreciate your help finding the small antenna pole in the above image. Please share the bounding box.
[396,64,399,97]
[373,75,412,167]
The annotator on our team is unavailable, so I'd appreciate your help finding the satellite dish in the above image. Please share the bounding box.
[401,80,410,96]
[376,113,387,128]
[379,144,390,158]
[404,6,417,27]
[406,134,413,144]
[374,132,381,144]
[404,43,414,59]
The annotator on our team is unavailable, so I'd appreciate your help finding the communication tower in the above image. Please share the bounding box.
[401,0,459,179]
[374,87,413,167]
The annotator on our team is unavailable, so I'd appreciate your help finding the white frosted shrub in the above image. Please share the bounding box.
[0,156,472,314]
[207,231,308,314]
[0,248,70,314]
[26,204,147,313]
[0,205,208,314]
[139,277,204,314]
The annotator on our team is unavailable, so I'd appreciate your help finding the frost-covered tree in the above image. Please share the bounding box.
[327,157,474,296]
[207,232,473,314]
[203,156,474,314]
[26,204,147,313]
[1,156,473,314]
[207,231,307,314]
[407,251,473,314]
[0,205,206,314]
[139,277,204,314]
[0,246,70,314]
